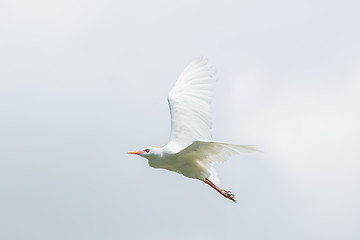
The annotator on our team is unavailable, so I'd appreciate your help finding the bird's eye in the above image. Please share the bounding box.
[144,149,150,153]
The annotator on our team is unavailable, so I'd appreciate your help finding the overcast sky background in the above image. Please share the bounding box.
[1,0,359,239]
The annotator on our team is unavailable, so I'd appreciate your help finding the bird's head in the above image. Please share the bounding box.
[128,146,163,160]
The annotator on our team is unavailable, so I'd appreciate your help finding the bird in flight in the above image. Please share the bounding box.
[128,57,258,202]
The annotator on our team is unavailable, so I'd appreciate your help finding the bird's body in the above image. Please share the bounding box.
[128,57,258,202]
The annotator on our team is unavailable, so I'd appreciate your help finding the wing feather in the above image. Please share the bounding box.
[177,140,260,164]
[167,57,217,150]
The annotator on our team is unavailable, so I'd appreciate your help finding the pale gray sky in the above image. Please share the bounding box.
[1,0,359,239]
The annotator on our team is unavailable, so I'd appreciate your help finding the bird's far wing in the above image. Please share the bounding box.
[167,57,217,150]
[176,140,260,164]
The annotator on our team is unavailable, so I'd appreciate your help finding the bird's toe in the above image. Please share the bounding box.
[221,190,236,203]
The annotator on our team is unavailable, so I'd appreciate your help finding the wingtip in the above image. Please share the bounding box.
[192,56,208,65]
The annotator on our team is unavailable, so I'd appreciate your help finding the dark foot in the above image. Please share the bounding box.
[220,190,236,203]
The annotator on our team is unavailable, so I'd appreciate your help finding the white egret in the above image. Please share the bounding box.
[128,57,258,202]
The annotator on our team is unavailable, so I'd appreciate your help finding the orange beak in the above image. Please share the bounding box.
[127,150,145,155]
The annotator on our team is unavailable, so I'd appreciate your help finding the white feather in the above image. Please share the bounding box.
[159,141,259,183]
[130,57,258,192]
[166,57,217,151]
[160,58,259,182]
[176,141,259,164]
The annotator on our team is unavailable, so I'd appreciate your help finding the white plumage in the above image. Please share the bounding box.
[128,57,258,202]
[167,57,216,149]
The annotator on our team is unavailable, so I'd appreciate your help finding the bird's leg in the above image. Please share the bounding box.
[204,178,236,203]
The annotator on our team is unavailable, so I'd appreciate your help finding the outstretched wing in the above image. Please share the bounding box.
[167,57,217,150]
[176,140,259,164]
